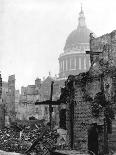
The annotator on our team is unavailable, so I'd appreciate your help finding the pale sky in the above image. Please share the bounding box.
[0,0,116,89]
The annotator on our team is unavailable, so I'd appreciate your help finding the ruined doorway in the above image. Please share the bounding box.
[88,123,98,155]
[59,109,66,130]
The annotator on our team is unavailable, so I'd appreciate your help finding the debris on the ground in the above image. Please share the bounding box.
[0,122,59,155]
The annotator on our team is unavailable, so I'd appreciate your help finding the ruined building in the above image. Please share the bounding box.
[7,75,16,123]
[60,30,116,154]
[0,73,5,129]
[51,6,96,128]
[15,6,94,125]
[18,78,45,121]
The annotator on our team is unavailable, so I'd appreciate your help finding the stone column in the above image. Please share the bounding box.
[84,57,86,70]
[66,59,68,71]
[79,57,81,70]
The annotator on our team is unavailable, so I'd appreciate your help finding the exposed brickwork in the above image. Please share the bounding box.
[73,83,91,150]
[64,30,116,154]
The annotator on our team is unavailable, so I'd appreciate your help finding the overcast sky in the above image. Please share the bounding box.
[1,0,116,89]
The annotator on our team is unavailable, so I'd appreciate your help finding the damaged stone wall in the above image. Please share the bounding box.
[90,30,116,108]
[65,74,106,152]
[64,30,116,154]
[65,71,114,153]
[73,78,92,151]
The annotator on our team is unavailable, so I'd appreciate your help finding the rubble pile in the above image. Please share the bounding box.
[0,122,59,155]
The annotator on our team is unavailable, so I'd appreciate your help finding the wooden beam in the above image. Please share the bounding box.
[49,81,54,129]
[35,100,61,105]
[86,51,102,55]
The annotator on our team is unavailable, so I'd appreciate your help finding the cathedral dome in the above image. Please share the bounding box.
[58,6,95,79]
[64,6,93,51]
[64,27,92,50]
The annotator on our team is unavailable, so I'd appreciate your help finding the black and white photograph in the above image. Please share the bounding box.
[0,0,116,154]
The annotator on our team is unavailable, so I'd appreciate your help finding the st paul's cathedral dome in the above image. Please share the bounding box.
[59,6,95,78]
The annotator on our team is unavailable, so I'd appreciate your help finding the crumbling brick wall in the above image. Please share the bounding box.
[90,30,116,108]
[64,30,116,153]
[73,82,92,151]
[65,73,108,153]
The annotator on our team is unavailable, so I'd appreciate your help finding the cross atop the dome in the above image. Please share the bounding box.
[81,3,83,13]
[78,3,86,27]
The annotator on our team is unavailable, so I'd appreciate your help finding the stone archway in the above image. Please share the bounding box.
[88,123,98,155]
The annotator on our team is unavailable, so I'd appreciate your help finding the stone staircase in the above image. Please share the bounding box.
[108,119,116,151]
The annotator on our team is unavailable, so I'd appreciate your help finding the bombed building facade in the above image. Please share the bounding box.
[60,30,116,154]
